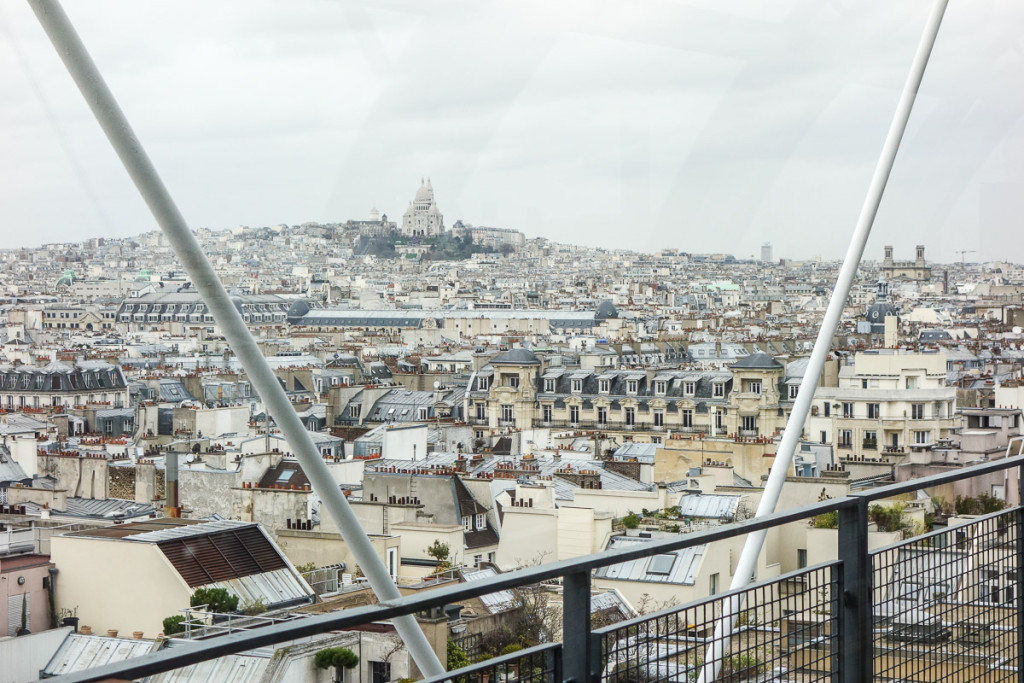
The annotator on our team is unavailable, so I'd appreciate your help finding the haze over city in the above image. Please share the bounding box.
[3,0,1024,680]
[2,0,1023,261]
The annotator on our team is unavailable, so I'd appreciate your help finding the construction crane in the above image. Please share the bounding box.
[956,249,976,264]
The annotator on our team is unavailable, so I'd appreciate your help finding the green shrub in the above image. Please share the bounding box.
[190,587,239,613]
[622,513,641,530]
[314,647,360,671]
[162,615,186,636]
[447,638,470,671]
[239,598,268,616]
[869,503,907,533]
[810,510,838,529]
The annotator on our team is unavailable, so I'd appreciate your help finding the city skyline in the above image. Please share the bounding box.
[1,1,1023,262]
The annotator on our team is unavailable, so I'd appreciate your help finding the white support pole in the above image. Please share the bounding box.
[696,1,948,681]
[27,1,444,676]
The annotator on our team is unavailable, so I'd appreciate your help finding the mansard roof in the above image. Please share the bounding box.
[490,348,540,365]
[729,351,783,370]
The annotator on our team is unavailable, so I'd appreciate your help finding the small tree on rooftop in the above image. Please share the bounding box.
[622,513,641,530]
[190,587,239,613]
[426,539,453,573]
[315,647,359,683]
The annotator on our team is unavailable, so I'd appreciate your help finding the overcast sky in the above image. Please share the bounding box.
[1,1,1022,263]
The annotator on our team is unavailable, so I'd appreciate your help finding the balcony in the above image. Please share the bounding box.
[52,454,1024,683]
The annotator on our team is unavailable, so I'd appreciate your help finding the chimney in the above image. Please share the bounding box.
[164,452,181,517]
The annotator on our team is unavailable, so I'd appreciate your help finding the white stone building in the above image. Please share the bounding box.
[401,178,444,237]
[806,350,956,457]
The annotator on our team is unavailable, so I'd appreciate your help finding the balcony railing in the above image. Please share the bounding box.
[48,452,1024,683]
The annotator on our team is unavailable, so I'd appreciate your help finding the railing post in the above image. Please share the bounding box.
[837,496,870,683]
[562,571,592,683]
[1016,463,1024,678]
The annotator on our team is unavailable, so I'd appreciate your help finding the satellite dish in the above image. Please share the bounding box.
[185,454,195,463]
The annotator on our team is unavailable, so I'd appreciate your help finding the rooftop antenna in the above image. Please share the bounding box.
[696,2,950,682]
[27,1,443,676]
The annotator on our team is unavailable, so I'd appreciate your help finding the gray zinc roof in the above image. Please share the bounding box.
[594,535,705,585]
[729,351,783,370]
[675,493,741,520]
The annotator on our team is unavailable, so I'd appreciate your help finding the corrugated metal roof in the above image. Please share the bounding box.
[593,536,704,585]
[64,497,156,519]
[203,567,313,608]
[462,567,519,614]
[613,442,658,462]
[675,494,741,520]
[143,652,269,683]
[126,519,253,543]
[42,634,159,677]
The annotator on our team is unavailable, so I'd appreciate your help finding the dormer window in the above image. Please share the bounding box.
[713,382,724,398]
[747,380,761,395]
[654,381,666,395]
[349,404,361,418]
[571,379,583,393]
[789,385,799,400]
[599,379,610,394]
[503,374,520,389]
[463,516,472,531]
[544,378,556,393]
[478,376,489,391]
[626,380,638,395]
[684,381,695,396]
[475,513,485,529]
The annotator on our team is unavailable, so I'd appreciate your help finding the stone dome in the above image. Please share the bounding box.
[595,299,619,320]
[414,178,434,202]
[866,301,899,333]
[286,299,311,321]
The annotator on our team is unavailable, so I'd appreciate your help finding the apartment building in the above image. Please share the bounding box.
[806,350,956,457]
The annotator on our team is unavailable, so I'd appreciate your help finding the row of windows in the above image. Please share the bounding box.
[833,429,930,447]
[522,376,726,398]
[2,393,124,409]
[823,401,947,420]
[484,403,730,431]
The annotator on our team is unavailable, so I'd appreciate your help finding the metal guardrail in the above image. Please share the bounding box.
[42,453,1024,683]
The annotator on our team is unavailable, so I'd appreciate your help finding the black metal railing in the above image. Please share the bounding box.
[871,510,1020,682]
[46,452,1024,683]
[595,564,839,682]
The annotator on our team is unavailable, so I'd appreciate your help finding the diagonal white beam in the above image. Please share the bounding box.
[26,0,444,676]
[696,1,949,681]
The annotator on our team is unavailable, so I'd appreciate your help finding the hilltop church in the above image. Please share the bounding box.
[401,178,445,237]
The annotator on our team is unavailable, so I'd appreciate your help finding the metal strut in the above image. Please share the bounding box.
[26,0,445,676]
[696,1,949,681]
